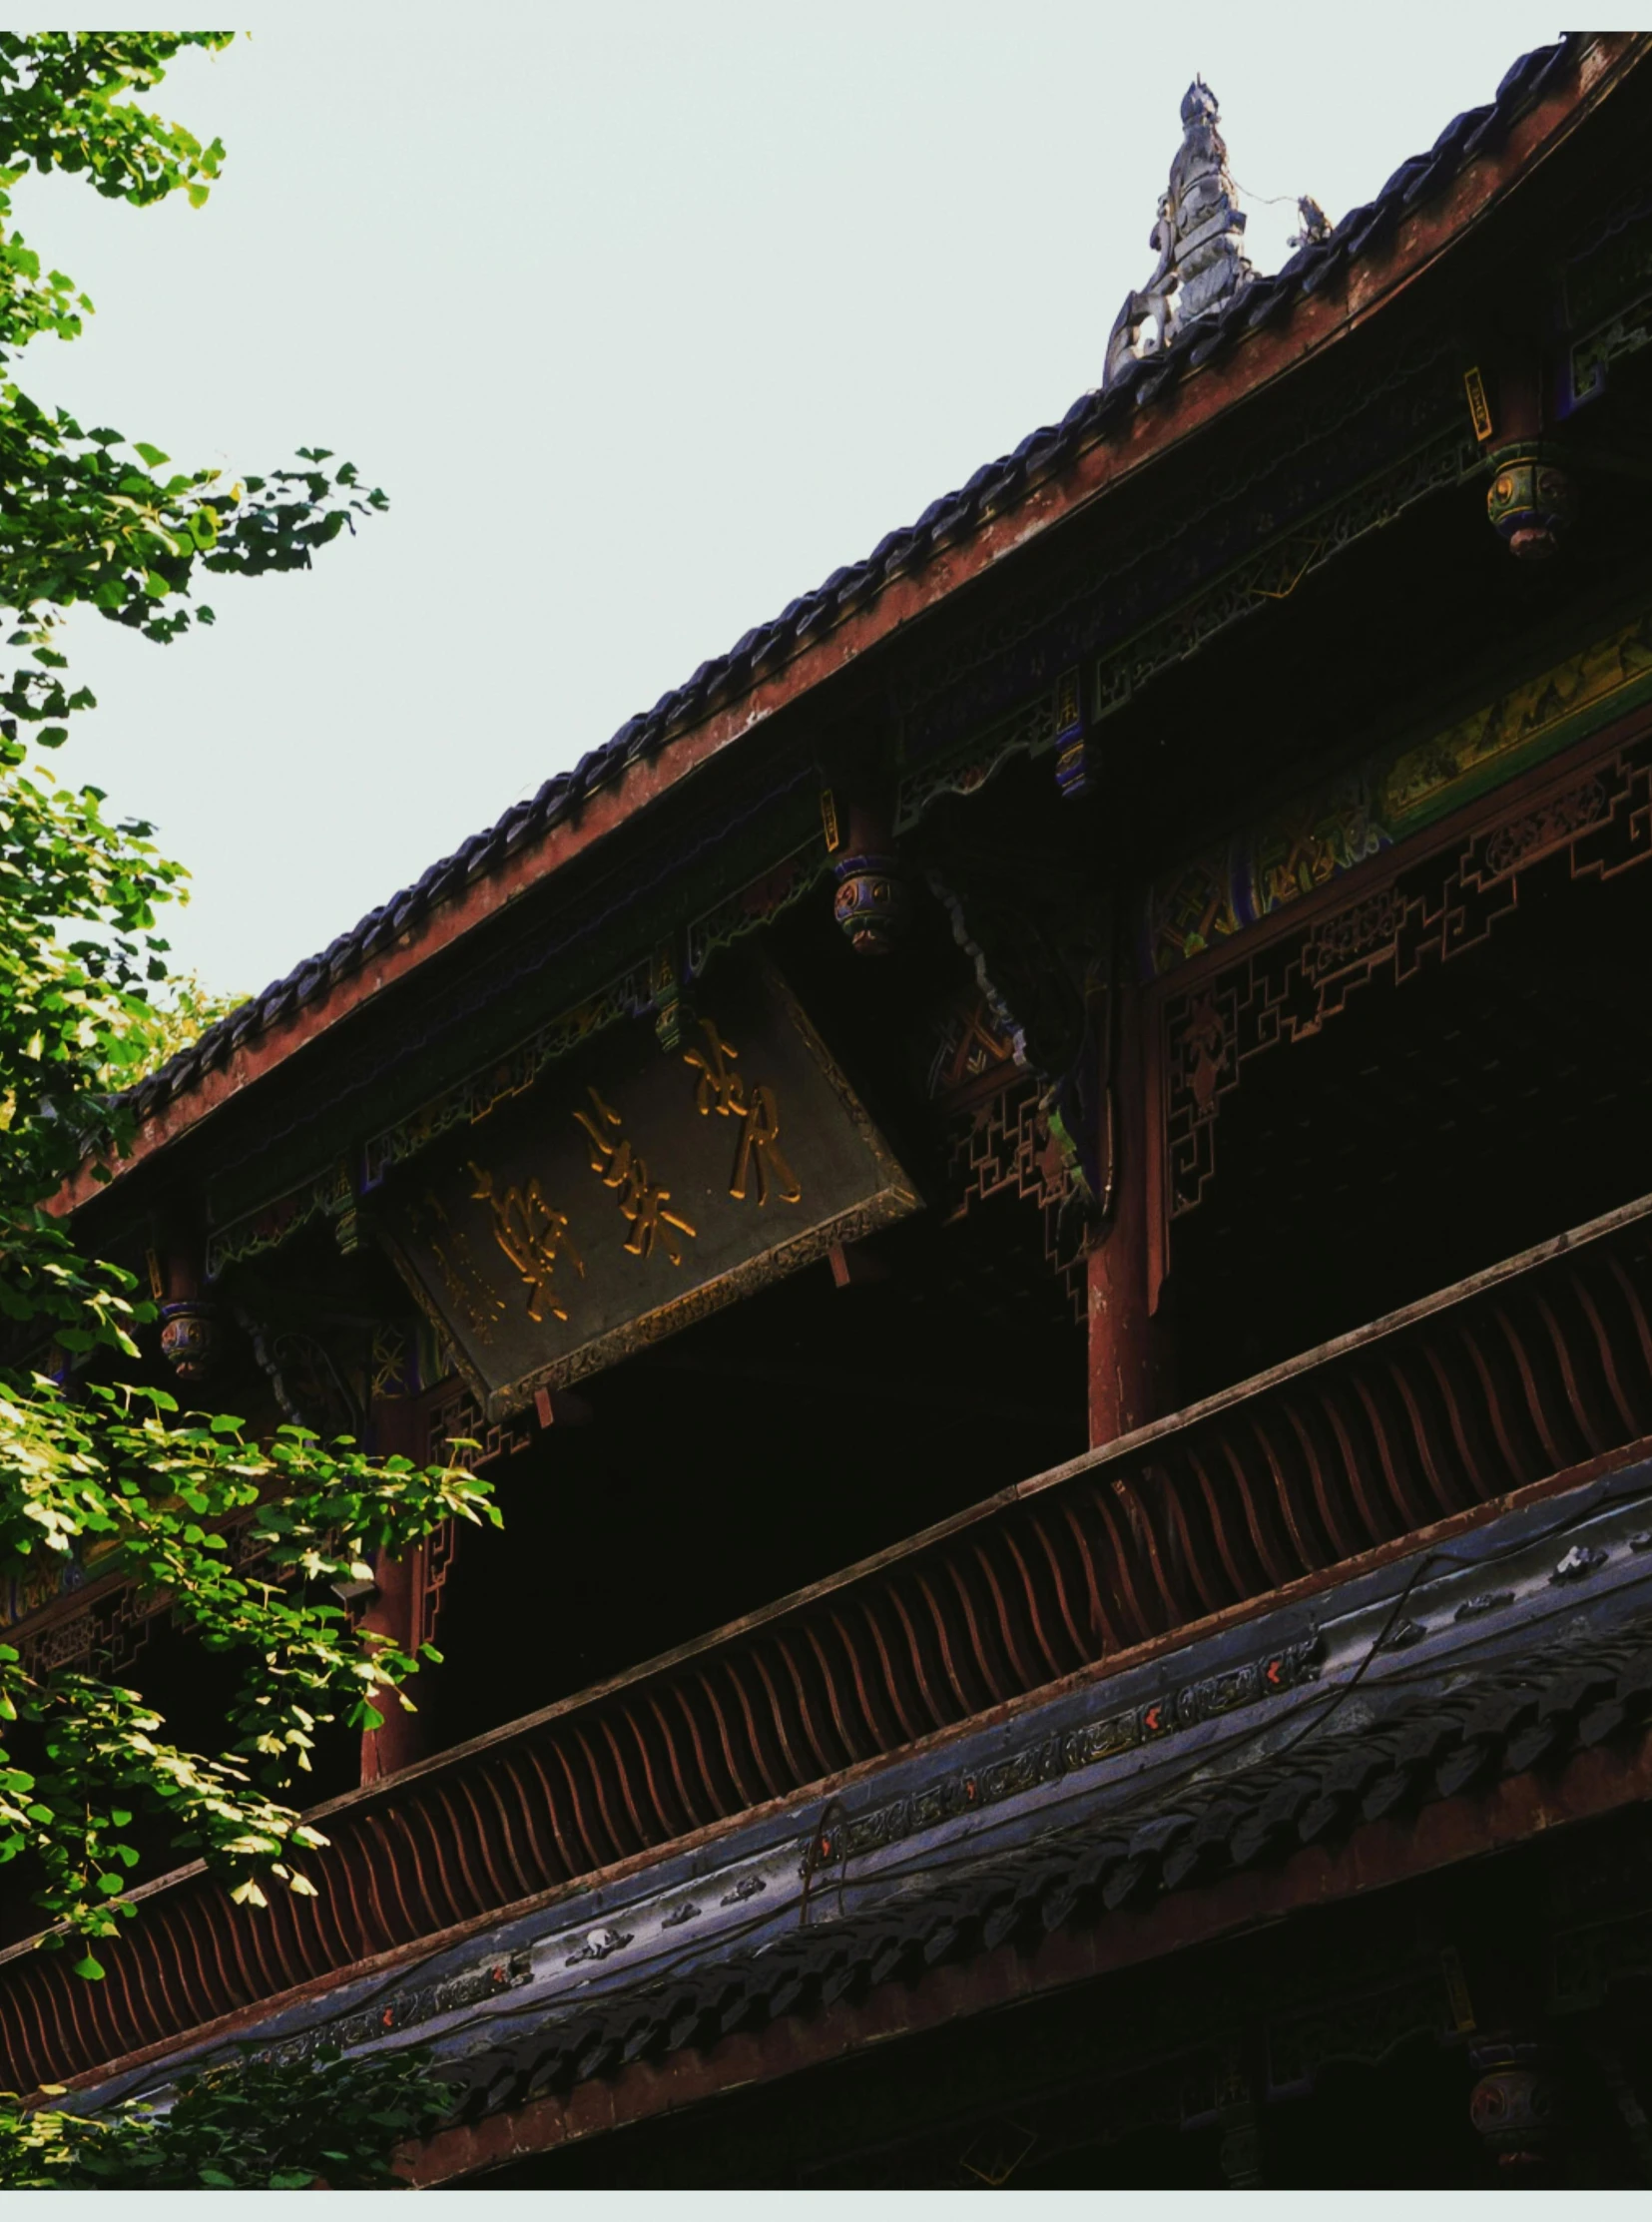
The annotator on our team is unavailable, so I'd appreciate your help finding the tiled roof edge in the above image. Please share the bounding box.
[113,34,1585,1140]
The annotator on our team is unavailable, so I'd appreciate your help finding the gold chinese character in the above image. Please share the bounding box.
[412,1191,505,1342]
[469,1161,584,1324]
[573,1088,697,1266]
[684,1019,748,1118]
[619,1169,697,1264]
[730,1082,802,1206]
[572,1085,624,1166]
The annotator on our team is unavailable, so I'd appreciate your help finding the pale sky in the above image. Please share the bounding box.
[21,4,1572,1000]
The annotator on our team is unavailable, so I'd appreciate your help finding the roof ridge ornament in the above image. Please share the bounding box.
[1104,75,1256,388]
[1288,195,1333,251]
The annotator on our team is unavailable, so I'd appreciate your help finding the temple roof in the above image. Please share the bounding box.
[415,1600,1652,2166]
[51,1443,1652,2156]
[104,35,1590,1156]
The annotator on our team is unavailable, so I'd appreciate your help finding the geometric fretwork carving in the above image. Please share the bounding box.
[408,1390,529,1653]
[1161,740,1652,1221]
[17,1579,157,1681]
[946,1072,1086,1320]
[926,989,1019,1110]
[1264,1966,1458,2096]
[13,1506,278,1680]
[424,1385,533,1473]
[421,1517,459,1652]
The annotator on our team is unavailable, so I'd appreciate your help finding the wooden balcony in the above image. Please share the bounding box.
[8,1189,1652,2092]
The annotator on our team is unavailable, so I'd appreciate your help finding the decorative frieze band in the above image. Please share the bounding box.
[817,1631,1322,1866]
[1144,601,1652,982]
[1159,725,1652,1224]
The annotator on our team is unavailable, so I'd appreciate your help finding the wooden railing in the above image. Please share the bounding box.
[7,1191,1652,2090]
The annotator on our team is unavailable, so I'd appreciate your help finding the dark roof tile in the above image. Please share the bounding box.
[422,1614,1652,2129]
[112,37,1582,1127]
[1377,152,1434,200]
[1497,46,1546,101]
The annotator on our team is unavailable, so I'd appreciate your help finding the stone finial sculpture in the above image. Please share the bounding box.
[1168,78,1252,320]
[1104,76,1255,387]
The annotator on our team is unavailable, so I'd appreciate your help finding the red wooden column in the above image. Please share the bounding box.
[1086,980,1172,1448]
[358,1390,434,1786]
[358,1547,430,1784]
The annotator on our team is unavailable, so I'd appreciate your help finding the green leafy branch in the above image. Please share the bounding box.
[0,30,499,2001]
[0,2040,453,2189]
[0,1376,499,1955]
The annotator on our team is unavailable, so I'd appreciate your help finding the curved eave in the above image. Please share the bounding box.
[61,29,1644,1213]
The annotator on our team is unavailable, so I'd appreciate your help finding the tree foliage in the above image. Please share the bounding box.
[0,2043,451,2189]
[126,970,246,1081]
[0,22,496,2079]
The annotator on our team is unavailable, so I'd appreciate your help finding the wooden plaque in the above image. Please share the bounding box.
[376,961,919,1418]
